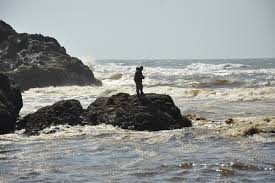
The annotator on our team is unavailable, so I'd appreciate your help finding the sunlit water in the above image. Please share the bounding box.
[1,59,275,182]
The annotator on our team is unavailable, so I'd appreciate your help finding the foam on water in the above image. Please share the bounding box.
[185,63,249,73]
[2,59,275,182]
[22,85,275,107]
[20,83,275,120]
[195,87,275,101]
[0,116,273,144]
[1,120,274,182]
[94,61,275,89]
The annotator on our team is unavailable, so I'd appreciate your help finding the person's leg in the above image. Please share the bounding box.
[140,83,144,95]
[135,82,140,95]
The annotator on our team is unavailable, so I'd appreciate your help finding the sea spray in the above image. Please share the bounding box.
[80,55,96,71]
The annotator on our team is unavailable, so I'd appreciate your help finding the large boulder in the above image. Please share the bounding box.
[84,93,192,130]
[17,93,192,136]
[0,74,23,134]
[0,20,101,91]
[16,100,84,135]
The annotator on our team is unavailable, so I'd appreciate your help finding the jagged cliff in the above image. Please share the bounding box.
[0,20,101,91]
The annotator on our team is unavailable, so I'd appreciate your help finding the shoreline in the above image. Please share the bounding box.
[187,113,275,137]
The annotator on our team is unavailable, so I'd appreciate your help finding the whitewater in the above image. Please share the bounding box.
[1,59,275,182]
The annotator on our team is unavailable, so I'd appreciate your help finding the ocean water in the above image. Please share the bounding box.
[1,59,275,182]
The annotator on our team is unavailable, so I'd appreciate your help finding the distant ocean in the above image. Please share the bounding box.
[1,59,275,182]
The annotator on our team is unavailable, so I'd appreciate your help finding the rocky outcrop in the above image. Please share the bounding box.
[16,100,84,135]
[17,93,192,135]
[0,74,23,134]
[0,20,101,91]
[85,93,192,130]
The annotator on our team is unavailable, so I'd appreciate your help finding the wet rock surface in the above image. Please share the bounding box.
[17,93,192,135]
[16,100,84,135]
[84,93,192,131]
[0,74,23,134]
[0,20,101,91]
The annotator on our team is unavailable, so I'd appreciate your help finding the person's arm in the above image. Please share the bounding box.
[140,71,145,79]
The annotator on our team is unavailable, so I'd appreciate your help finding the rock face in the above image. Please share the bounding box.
[85,93,192,130]
[17,93,192,135]
[16,100,84,135]
[0,20,101,91]
[0,74,23,134]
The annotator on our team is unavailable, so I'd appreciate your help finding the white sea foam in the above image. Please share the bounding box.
[0,123,191,144]
[206,87,275,101]
[19,60,275,123]
[23,85,275,103]
[185,63,248,72]
[94,62,250,77]
[93,62,275,88]
[21,84,275,117]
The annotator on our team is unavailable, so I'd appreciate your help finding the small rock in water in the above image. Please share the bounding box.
[230,162,259,171]
[178,162,193,169]
[225,118,234,124]
[243,127,260,136]
[195,116,206,121]
[263,118,271,122]
[16,100,84,136]
[217,168,237,176]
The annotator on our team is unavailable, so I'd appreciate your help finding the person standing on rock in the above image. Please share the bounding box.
[134,66,145,95]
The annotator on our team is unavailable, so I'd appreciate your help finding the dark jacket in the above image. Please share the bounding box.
[134,68,144,83]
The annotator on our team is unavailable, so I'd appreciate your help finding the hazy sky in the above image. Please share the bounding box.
[1,0,274,59]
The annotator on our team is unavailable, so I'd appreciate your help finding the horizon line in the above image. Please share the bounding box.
[95,57,275,61]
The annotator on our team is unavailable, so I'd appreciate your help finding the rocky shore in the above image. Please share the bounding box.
[0,20,101,91]
[17,93,192,136]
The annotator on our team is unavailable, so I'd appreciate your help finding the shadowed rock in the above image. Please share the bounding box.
[84,93,192,130]
[16,100,84,135]
[243,126,260,136]
[17,93,192,135]
[0,74,23,134]
[0,20,101,91]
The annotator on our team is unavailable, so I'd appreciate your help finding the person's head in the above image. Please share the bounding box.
[136,67,140,70]
[140,66,143,70]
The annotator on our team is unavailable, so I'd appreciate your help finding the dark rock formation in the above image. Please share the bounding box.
[16,100,84,135]
[17,93,192,136]
[0,20,101,91]
[85,93,192,131]
[0,74,23,134]
[243,126,260,136]
[225,118,234,124]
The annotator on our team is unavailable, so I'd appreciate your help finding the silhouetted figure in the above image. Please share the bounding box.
[134,66,145,95]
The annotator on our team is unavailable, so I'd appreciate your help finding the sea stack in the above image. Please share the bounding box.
[0,20,101,91]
